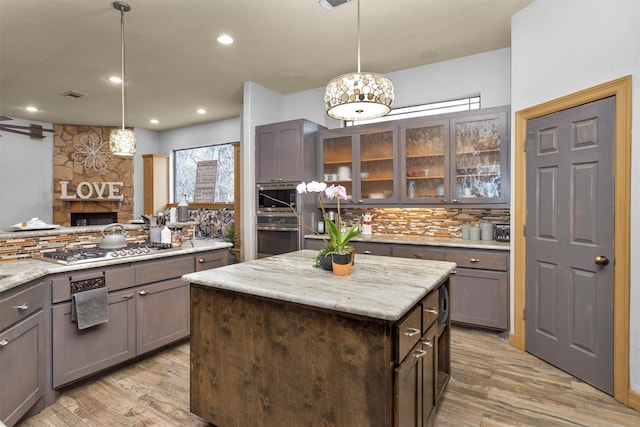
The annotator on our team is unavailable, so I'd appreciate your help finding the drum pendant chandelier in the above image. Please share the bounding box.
[324,0,394,121]
[109,1,136,156]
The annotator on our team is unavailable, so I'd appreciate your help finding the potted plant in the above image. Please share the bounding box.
[223,225,239,264]
[297,181,360,275]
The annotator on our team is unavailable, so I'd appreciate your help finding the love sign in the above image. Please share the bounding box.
[59,181,124,201]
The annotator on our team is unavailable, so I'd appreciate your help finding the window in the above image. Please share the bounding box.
[345,96,480,126]
[174,143,235,204]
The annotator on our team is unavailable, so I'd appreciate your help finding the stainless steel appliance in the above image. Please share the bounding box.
[495,223,510,242]
[256,212,300,258]
[40,242,176,265]
[257,182,300,212]
[256,182,318,258]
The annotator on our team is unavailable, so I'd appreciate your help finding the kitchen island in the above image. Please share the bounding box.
[184,250,456,427]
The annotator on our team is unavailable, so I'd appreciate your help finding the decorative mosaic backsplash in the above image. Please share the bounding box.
[340,207,510,237]
[0,228,149,262]
[174,208,235,239]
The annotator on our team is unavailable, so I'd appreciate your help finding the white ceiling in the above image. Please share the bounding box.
[0,0,534,131]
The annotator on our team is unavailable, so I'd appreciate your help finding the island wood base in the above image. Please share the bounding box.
[190,279,450,427]
[190,284,395,426]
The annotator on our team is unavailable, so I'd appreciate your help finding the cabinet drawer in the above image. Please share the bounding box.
[0,282,44,330]
[350,241,391,256]
[421,290,439,331]
[392,245,445,261]
[195,250,228,271]
[396,304,422,363]
[304,238,326,251]
[136,255,194,285]
[445,249,507,271]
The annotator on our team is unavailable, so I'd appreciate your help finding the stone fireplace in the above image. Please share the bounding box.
[53,124,134,226]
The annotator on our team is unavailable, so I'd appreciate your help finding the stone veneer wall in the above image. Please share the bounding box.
[52,124,134,226]
[341,207,510,237]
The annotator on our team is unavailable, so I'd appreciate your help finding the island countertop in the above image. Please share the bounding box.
[183,249,456,322]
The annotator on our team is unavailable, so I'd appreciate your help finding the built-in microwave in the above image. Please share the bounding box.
[256,182,300,212]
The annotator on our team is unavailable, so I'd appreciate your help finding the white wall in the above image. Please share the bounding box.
[511,0,640,392]
[0,118,54,228]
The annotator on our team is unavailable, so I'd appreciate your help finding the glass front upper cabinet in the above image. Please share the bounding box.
[400,119,449,203]
[450,111,508,205]
[319,124,398,205]
[400,108,508,205]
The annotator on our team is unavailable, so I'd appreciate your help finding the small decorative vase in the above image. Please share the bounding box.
[318,254,333,271]
[331,253,353,276]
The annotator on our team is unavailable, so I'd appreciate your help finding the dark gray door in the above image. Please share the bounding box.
[525,96,615,394]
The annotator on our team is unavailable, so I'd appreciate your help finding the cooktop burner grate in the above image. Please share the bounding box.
[40,242,177,265]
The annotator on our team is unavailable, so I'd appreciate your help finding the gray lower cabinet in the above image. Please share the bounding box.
[445,249,509,330]
[305,238,510,331]
[51,250,227,389]
[195,249,228,271]
[0,281,45,427]
[52,288,136,388]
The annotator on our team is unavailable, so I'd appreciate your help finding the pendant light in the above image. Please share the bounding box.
[324,0,394,121]
[109,1,136,156]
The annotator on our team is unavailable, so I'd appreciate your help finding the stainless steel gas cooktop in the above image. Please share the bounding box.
[40,242,176,265]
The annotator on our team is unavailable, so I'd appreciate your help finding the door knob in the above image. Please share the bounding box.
[594,256,610,266]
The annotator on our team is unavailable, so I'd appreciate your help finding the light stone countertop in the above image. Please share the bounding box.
[0,240,231,293]
[183,249,456,322]
[305,233,510,251]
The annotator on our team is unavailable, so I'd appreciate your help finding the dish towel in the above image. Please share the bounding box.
[71,287,109,330]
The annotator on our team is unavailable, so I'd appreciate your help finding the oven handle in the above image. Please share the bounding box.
[256,225,299,232]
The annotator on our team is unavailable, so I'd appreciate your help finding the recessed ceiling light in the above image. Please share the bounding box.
[108,76,123,83]
[25,106,38,112]
[217,34,233,45]
[197,108,207,114]
[150,119,159,124]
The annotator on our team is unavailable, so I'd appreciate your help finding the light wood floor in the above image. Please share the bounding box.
[18,327,640,426]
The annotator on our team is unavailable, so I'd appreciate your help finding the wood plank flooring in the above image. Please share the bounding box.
[17,327,640,426]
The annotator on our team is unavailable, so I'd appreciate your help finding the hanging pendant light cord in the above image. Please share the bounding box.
[356,0,361,73]
[119,7,126,130]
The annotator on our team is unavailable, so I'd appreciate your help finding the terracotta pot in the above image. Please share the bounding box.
[331,253,353,276]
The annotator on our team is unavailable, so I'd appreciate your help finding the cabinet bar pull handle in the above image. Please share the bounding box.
[0,339,8,346]
[451,199,461,203]
[138,290,149,295]
[363,250,372,255]
[413,349,427,358]
[422,338,434,347]
[122,294,134,299]
[198,258,205,263]
[404,327,420,337]
[470,258,480,262]
[424,307,438,314]
[13,303,28,310]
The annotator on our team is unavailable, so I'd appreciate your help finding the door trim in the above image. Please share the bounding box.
[511,76,632,405]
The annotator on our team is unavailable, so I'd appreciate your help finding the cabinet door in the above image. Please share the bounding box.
[449,268,509,330]
[0,311,44,427]
[359,127,399,203]
[394,341,423,427]
[421,325,437,427]
[52,289,136,388]
[255,124,280,183]
[450,110,509,205]
[256,121,303,183]
[400,119,449,204]
[320,131,356,202]
[136,278,189,355]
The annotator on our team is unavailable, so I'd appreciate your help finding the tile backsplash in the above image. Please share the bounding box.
[340,207,510,238]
